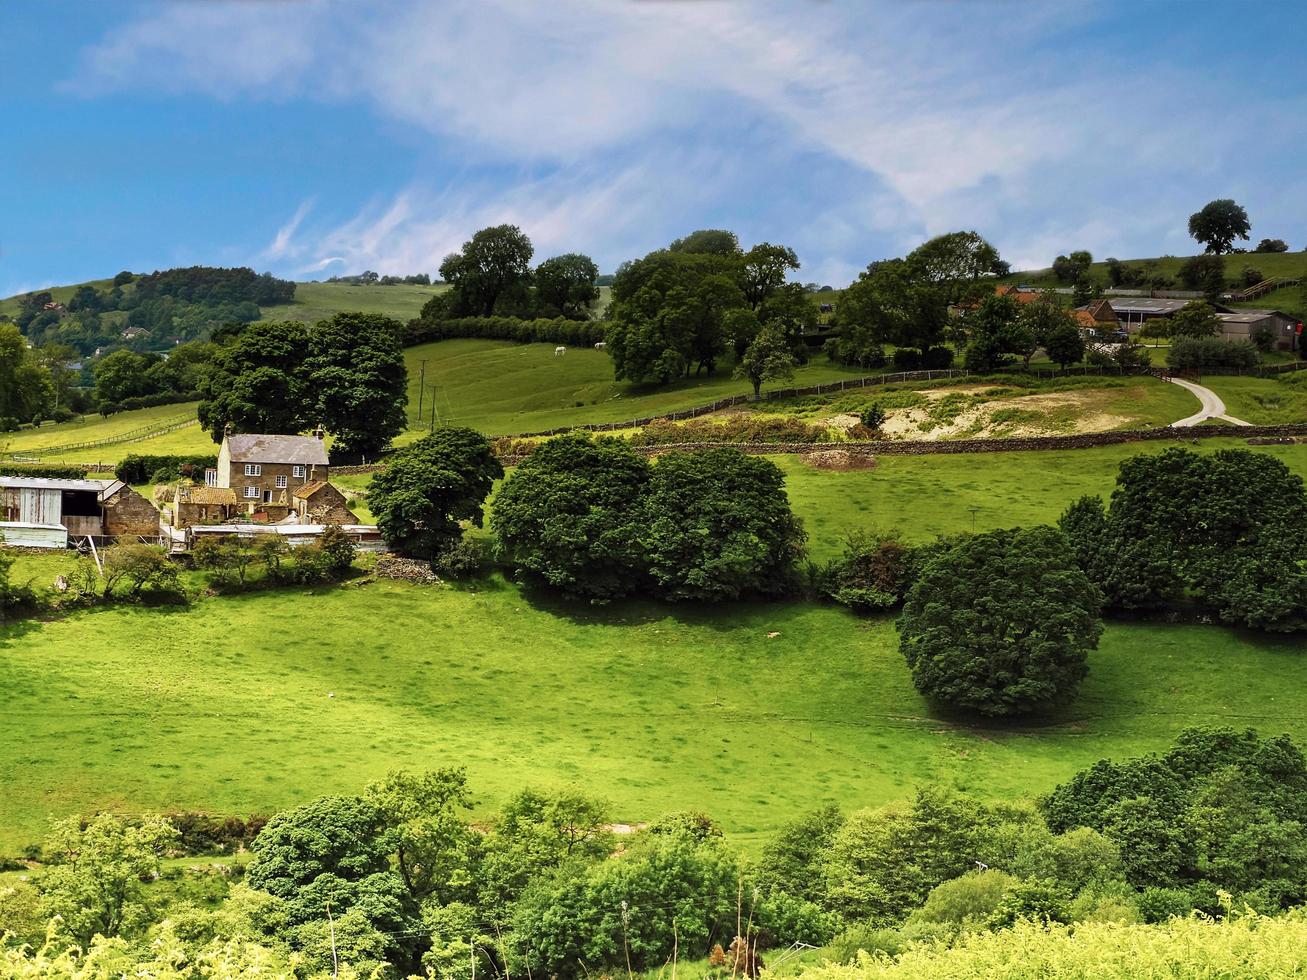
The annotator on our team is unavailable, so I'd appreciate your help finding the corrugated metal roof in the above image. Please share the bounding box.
[0,476,113,493]
[225,434,329,466]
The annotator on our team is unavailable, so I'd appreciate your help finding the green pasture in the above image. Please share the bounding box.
[1002,251,1307,295]
[257,281,448,323]
[1201,374,1307,425]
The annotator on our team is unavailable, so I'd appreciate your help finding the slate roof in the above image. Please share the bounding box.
[225,434,329,466]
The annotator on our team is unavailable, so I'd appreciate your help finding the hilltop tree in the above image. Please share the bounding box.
[668,229,741,256]
[898,526,1104,716]
[1255,238,1289,253]
[439,224,535,316]
[735,325,796,398]
[306,313,409,458]
[367,427,502,560]
[1188,199,1251,254]
[492,434,651,600]
[534,253,600,319]
[197,321,311,440]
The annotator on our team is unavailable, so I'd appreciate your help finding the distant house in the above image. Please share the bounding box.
[994,284,1046,305]
[1072,299,1118,332]
[211,429,331,521]
[1215,310,1301,351]
[0,476,158,549]
[121,326,150,340]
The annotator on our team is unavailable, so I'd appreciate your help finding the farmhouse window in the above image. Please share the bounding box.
[276,475,288,489]
[293,465,306,478]
[244,486,259,499]
[244,464,261,477]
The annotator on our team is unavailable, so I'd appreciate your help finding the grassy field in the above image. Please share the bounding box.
[1,403,206,463]
[4,437,1307,851]
[1201,374,1307,425]
[0,278,117,318]
[257,281,448,323]
[2,578,1305,853]
[1002,251,1307,295]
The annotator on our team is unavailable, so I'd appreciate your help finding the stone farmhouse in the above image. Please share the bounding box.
[0,476,158,549]
[210,428,331,522]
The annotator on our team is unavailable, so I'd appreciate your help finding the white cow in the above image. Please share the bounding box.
[555,346,566,356]
[594,341,606,350]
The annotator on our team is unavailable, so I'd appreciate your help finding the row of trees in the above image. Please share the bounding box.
[605,230,816,384]
[960,292,1085,373]
[196,313,409,457]
[419,225,600,321]
[368,431,807,602]
[8,724,1303,975]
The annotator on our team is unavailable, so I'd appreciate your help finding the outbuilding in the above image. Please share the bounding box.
[0,476,159,548]
[1215,310,1300,351]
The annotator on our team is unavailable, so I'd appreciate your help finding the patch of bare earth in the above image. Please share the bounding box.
[878,389,1132,441]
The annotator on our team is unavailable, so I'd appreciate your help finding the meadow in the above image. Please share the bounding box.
[5,437,1307,852]
[1002,250,1307,294]
[257,281,448,323]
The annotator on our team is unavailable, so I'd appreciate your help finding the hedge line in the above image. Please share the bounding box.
[99,392,198,416]
[0,464,89,479]
[403,315,608,348]
[115,453,218,484]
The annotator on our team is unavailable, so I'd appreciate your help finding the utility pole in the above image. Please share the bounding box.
[430,383,438,431]
[416,359,428,423]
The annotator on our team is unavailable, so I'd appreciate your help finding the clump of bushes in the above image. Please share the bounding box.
[891,346,955,371]
[1166,337,1259,371]
[402,315,607,348]
[0,464,88,479]
[629,415,833,445]
[190,526,356,591]
[115,454,218,484]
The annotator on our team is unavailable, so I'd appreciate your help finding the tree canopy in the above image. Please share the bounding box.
[1188,199,1252,254]
[898,526,1103,716]
[306,313,409,457]
[367,427,503,560]
[439,224,535,317]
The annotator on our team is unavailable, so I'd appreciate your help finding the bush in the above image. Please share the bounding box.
[115,454,218,485]
[898,526,1103,716]
[1166,337,1259,371]
[431,537,491,579]
[1240,266,1264,287]
[0,464,88,479]
[629,415,831,445]
[922,345,955,369]
[859,404,886,430]
[891,348,921,370]
[402,315,608,349]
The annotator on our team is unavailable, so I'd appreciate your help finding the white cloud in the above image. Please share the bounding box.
[65,0,1307,277]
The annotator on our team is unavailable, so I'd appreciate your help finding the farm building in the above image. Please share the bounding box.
[1215,310,1301,350]
[164,483,238,530]
[184,523,385,553]
[0,476,158,549]
[291,482,355,525]
[212,428,330,521]
[1110,298,1234,332]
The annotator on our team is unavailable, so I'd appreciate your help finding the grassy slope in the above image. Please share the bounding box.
[1002,251,1307,294]
[4,438,1307,850]
[257,281,448,323]
[1200,375,1307,425]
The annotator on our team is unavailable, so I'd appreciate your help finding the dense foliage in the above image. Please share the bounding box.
[367,428,503,560]
[1188,199,1252,255]
[114,453,217,485]
[0,322,57,427]
[1059,448,1307,631]
[403,315,606,348]
[1166,337,1260,371]
[898,526,1103,716]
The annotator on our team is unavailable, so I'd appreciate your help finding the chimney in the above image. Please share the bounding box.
[314,425,325,441]
[223,422,234,438]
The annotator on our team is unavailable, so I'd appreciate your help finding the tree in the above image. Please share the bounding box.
[735,326,796,398]
[962,293,1023,373]
[1166,301,1221,339]
[740,243,800,310]
[93,350,158,404]
[365,768,478,905]
[906,231,1002,305]
[439,225,535,316]
[1043,320,1086,368]
[1188,199,1251,254]
[838,259,949,360]
[668,229,741,256]
[0,323,56,423]
[638,449,807,601]
[99,543,178,598]
[491,434,650,600]
[534,253,600,319]
[305,313,409,458]
[898,526,1103,716]
[197,321,310,441]
[1052,251,1093,284]
[1177,255,1227,300]
[39,813,178,946]
[1022,295,1083,368]
[1255,238,1289,253]
[367,427,502,560]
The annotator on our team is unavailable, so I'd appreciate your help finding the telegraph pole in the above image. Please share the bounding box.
[416,359,428,423]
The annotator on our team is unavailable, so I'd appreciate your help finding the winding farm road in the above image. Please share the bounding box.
[1168,377,1252,428]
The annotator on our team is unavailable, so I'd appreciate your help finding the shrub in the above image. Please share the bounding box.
[115,454,218,485]
[922,345,955,369]
[1167,337,1259,371]
[898,526,1103,716]
[909,870,1019,928]
[1241,266,1264,287]
[859,404,886,430]
[629,415,831,445]
[891,348,921,370]
[430,537,491,579]
[821,530,914,612]
[0,464,88,479]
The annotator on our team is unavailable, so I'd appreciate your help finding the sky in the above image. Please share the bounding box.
[3,0,1306,298]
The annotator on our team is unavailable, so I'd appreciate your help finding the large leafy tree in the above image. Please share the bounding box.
[306,313,409,457]
[741,243,800,310]
[0,323,56,423]
[1165,301,1222,339]
[93,349,159,403]
[197,320,311,441]
[1059,448,1307,631]
[668,228,741,256]
[1177,254,1227,300]
[905,231,1002,305]
[1188,199,1252,254]
[534,253,600,319]
[367,427,502,560]
[838,259,949,359]
[638,449,807,601]
[491,434,650,600]
[439,224,535,316]
[898,526,1103,716]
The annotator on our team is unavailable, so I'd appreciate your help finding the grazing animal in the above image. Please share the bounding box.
[555,346,566,356]
[594,341,606,350]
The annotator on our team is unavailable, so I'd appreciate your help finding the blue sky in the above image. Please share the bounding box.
[3,0,1306,298]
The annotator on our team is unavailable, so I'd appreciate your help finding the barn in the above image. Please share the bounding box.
[0,476,159,549]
